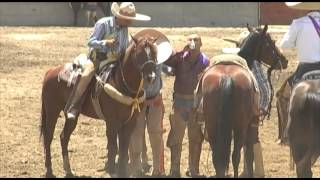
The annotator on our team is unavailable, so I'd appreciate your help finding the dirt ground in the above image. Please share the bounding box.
[0,26,319,178]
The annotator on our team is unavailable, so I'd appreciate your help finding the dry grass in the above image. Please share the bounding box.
[0,26,319,178]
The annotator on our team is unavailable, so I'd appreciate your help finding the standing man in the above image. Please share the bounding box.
[69,2,82,26]
[129,64,165,177]
[276,2,320,140]
[129,29,173,177]
[165,34,210,177]
[85,2,99,27]
[64,2,151,120]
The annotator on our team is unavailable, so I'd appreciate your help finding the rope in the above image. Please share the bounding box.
[95,74,145,124]
[124,78,144,124]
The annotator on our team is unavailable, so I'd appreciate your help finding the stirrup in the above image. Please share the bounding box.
[66,112,77,120]
[65,105,79,120]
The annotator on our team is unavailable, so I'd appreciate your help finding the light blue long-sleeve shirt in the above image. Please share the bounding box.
[87,16,129,55]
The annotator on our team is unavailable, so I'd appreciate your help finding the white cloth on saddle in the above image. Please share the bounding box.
[58,63,81,87]
[58,53,118,87]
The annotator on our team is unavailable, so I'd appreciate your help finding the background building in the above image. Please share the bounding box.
[0,2,308,27]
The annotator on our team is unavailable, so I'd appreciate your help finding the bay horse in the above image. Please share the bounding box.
[40,35,158,177]
[287,78,320,177]
[198,24,288,178]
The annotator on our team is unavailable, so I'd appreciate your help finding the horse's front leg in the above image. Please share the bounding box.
[117,119,136,177]
[106,122,118,177]
[60,116,79,177]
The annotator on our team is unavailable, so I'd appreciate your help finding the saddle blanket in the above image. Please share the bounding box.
[208,54,259,92]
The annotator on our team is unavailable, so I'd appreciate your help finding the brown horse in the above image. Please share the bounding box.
[198,24,288,178]
[40,35,158,178]
[287,79,320,178]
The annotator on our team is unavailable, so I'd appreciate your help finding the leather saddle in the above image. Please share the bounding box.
[58,53,117,96]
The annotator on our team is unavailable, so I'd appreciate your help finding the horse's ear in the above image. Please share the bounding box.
[223,39,241,47]
[262,24,268,34]
[246,23,253,32]
[151,36,159,45]
[131,34,138,45]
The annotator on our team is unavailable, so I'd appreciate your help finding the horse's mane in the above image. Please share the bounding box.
[237,31,259,68]
[121,40,135,65]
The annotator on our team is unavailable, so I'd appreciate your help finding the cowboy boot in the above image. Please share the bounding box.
[65,74,93,120]
[240,143,265,178]
[169,144,182,178]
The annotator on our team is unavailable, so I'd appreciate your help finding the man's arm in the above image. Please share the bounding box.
[163,49,180,68]
[87,20,108,52]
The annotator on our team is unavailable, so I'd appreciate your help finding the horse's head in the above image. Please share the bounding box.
[239,24,288,70]
[130,35,158,84]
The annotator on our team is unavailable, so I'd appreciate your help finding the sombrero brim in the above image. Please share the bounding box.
[133,29,173,64]
[111,3,151,21]
[222,48,240,54]
[285,2,320,10]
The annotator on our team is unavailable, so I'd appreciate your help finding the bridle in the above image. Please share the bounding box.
[253,31,286,120]
[119,38,157,96]
[254,31,284,71]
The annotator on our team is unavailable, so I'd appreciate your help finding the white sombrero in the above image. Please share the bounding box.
[111,2,151,21]
[133,28,173,64]
[285,2,320,10]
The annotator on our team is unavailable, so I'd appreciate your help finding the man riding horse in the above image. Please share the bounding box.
[276,2,320,142]
[64,2,151,120]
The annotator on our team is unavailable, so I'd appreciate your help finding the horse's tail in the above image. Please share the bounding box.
[290,89,320,169]
[39,70,49,145]
[302,90,320,144]
[214,76,234,174]
[40,96,46,144]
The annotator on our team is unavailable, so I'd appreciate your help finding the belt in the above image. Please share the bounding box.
[145,93,162,106]
[147,94,158,100]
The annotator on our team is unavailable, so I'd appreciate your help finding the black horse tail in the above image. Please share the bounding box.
[214,76,234,175]
[303,91,320,145]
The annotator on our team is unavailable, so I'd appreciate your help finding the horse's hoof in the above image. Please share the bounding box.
[45,172,56,178]
[65,172,75,178]
[110,173,118,178]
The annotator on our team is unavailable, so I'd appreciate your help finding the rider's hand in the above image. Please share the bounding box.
[105,39,118,48]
